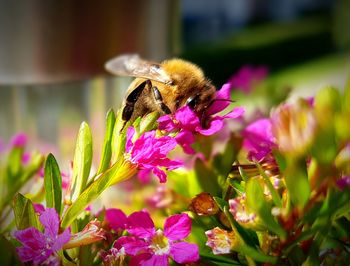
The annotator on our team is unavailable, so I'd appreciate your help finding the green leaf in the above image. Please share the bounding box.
[44,153,62,215]
[61,160,136,229]
[227,178,245,194]
[12,193,39,230]
[246,178,287,239]
[0,234,23,266]
[96,109,116,175]
[111,111,130,163]
[256,163,282,208]
[213,196,229,212]
[284,158,310,208]
[7,147,23,180]
[69,122,93,202]
[0,153,44,211]
[194,159,221,196]
[200,250,244,265]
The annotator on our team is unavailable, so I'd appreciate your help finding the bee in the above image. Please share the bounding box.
[105,54,216,127]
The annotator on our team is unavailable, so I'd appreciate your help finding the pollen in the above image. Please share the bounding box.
[150,229,170,255]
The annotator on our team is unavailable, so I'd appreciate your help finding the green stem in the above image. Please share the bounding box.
[61,161,136,228]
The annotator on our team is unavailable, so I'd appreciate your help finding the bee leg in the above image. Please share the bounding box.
[152,86,171,114]
[122,80,150,121]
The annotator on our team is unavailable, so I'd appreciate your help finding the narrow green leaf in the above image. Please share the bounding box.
[213,196,229,212]
[194,159,220,196]
[246,178,287,239]
[61,161,136,229]
[69,122,93,202]
[96,109,116,175]
[284,158,310,208]
[256,163,282,208]
[7,147,23,180]
[12,193,39,230]
[111,110,130,163]
[200,251,243,265]
[227,179,245,194]
[44,153,62,215]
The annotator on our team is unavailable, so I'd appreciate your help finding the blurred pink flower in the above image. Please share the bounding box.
[119,210,199,265]
[158,83,244,154]
[13,208,71,265]
[126,127,183,183]
[229,65,268,94]
[242,118,276,161]
[205,227,237,255]
[105,208,128,232]
[336,175,350,191]
[10,133,28,148]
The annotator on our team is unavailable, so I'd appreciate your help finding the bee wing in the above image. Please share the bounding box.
[105,54,172,84]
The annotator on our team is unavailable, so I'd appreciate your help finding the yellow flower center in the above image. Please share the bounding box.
[150,229,170,255]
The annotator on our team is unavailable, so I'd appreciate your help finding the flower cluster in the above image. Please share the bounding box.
[101,210,199,265]
[2,65,350,266]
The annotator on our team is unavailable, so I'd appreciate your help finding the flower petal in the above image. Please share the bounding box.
[170,242,199,264]
[158,115,176,132]
[115,236,149,255]
[13,227,46,250]
[129,253,169,266]
[127,211,156,238]
[52,228,71,252]
[175,130,196,154]
[16,246,39,263]
[164,213,191,240]
[126,127,135,153]
[197,119,224,136]
[175,106,200,131]
[152,167,167,183]
[40,208,60,239]
[222,107,245,119]
[206,83,231,115]
[105,208,128,231]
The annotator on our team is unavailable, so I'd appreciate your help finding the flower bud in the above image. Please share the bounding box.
[63,220,106,249]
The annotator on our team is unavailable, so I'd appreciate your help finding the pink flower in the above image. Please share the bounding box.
[119,210,199,265]
[125,127,183,183]
[100,244,126,266]
[336,175,350,191]
[205,227,238,255]
[158,83,244,154]
[228,65,268,94]
[105,208,128,232]
[10,133,28,148]
[242,118,277,161]
[13,208,71,265]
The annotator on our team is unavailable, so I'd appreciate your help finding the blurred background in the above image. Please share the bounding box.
[0,0,349,163]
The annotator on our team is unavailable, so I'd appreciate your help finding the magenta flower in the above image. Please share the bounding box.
[228,65,268,94]
[242,118,277,161]
[13,208,71,265]
[105,208,128,232]
[125,127,183,183]
[336,175,350,191]
[158,83,244,154]
[10,133,28,148]
[118,210,199,265]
